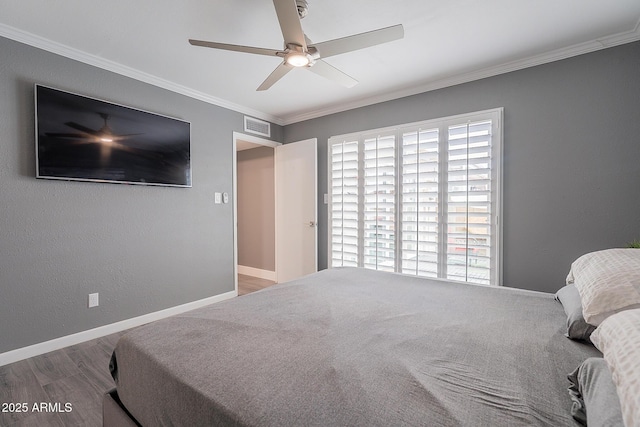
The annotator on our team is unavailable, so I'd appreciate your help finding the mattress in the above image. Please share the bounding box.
[110,267,600,426]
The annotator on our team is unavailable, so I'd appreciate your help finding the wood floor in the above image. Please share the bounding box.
[0,275,276,427]
[237,274,277,296]
[0,331,125,427]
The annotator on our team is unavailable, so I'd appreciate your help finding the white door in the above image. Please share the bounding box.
[275,138,318,283]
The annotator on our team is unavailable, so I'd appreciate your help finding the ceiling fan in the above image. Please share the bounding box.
[188,0,404,91]
[46,113,139,148]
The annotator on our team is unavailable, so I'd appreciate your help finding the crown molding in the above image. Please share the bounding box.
[2,17,639,128]
[0,23,285,126]
[280,18,640,125]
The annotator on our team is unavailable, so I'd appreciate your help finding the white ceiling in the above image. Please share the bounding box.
[1,1,639,125]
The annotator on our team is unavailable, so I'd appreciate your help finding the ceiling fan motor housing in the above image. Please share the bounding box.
[296,0,309,19]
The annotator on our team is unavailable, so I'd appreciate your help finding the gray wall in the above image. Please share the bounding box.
[2,33,638,354]
[237,146,276,271]
[0,36,281,354]
[283,41,640,293]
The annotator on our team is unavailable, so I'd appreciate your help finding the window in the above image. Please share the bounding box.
[329,109,502,285]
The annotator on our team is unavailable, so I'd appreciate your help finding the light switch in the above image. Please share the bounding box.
[214,192,222,204]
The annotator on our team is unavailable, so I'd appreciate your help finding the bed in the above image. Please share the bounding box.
[105,265,631,426]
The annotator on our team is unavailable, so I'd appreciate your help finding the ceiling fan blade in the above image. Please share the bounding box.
[257,62,294,91]
[189,39,282,57]
[308,60,358,88]
[45,132,87,139]
[110,133,143,142]
[272,0,307,49]
[65,122,100,136]
[310,24,404,58]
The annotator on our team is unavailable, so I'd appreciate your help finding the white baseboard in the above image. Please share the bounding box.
[238,265,277,281]
[0,290,237,367]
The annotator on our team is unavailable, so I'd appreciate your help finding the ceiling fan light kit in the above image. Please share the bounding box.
[286,53,310,67]
[284,43,312,67]
[188,0,404,91]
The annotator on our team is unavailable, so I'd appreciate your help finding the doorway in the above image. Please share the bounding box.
[232,132,318,295]
[233,133,278,295]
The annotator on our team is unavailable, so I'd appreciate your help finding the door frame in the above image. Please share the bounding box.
[232,131,280,295]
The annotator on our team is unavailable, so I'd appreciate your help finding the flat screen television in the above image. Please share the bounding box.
[35,85,192,187]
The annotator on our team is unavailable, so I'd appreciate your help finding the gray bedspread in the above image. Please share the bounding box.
[111,267,600,426]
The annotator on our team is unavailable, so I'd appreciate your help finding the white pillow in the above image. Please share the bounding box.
[591,309,640,427]
[566,248,640,325]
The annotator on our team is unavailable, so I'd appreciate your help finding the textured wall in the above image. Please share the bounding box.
[237,146,276,271]
[0,36,281,354]
[283,41,640,293]
[3,33,639,354]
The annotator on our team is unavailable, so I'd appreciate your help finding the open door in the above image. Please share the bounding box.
[275,138,318,283]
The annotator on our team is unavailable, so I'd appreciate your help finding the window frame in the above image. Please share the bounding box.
[327,108,503,286]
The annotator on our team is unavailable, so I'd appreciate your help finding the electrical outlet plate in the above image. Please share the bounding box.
[88,293,99,308]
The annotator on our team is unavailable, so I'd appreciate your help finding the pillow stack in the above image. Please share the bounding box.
[555,284,596,341]
[566,248,640,325]
[558,248,640,427]
[590,310,640,427]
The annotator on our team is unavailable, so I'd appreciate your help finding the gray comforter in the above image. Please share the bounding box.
[110,267,600,426]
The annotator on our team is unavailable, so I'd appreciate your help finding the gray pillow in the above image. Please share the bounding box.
[555,284,596,342]
[568,358,624,427]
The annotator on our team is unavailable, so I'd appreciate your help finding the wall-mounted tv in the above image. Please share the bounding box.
[35,85,191,187]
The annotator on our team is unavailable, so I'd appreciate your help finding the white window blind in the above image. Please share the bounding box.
[363,134,396,272]
[330,140,359,267]
[446,120,493,283]
[401,127,440,277]
[329,109,502,286]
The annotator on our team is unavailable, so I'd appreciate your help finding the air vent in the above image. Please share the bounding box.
[244,116,271,138]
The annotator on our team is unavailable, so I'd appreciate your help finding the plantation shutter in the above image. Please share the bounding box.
[400,128,440,277]
[363,134,396,272]
[330,140,359,267]
[328,109,501,286]
[446,120,493,285]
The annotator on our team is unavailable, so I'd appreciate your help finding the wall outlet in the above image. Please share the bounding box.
[88,293,99,308]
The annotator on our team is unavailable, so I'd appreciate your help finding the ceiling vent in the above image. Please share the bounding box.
[244,116,271,138]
